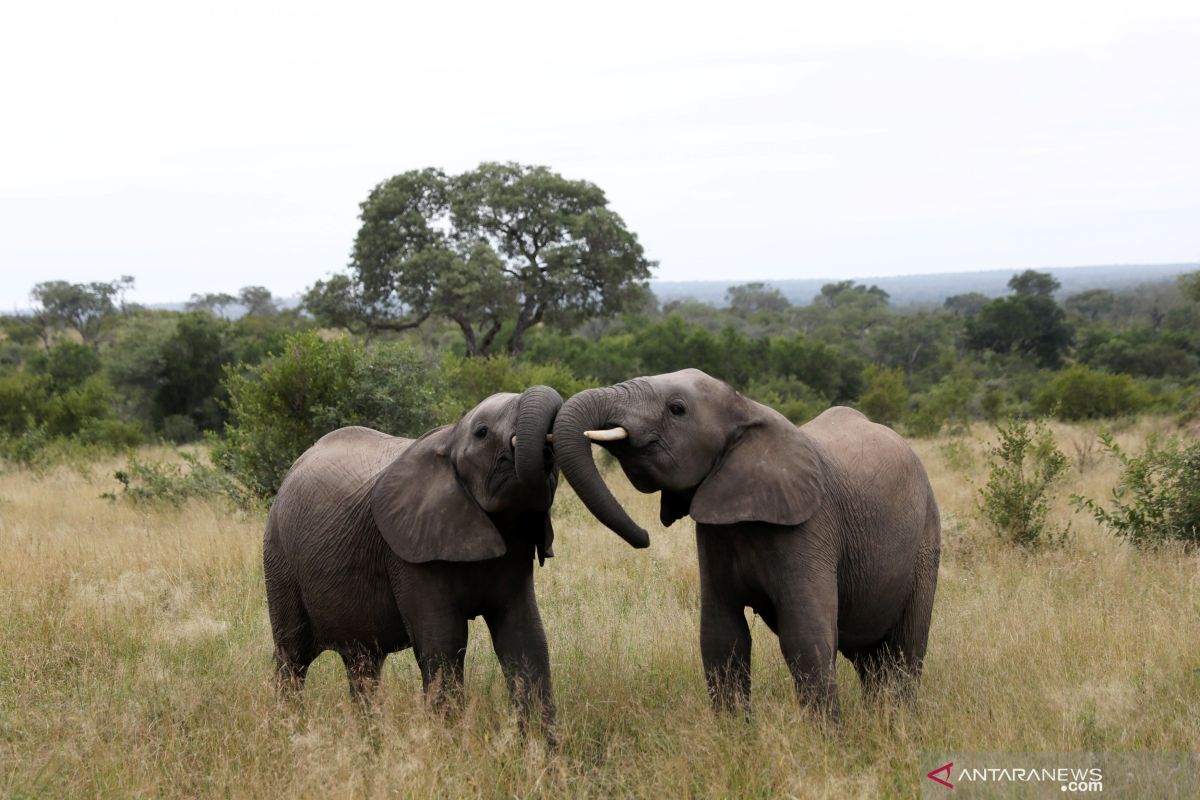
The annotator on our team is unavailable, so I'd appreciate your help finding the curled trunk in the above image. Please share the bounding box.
[552,388,650,548]
[513,385,563,509]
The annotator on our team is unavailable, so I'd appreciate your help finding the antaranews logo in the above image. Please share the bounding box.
[926,762,953,789]
[926,763,1103,792]
[923,752,1197,798]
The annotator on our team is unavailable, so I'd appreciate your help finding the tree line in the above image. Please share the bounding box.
[1,162,1198,471]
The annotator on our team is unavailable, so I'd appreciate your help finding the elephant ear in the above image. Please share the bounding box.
[371,427,506,563]
[689,414,826,528]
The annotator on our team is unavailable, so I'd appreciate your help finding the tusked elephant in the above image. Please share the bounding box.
[552,369,940,718]
[264,385,635,739]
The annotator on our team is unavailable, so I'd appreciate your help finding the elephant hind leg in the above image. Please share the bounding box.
[265,548,317,697]
[854,540,939,702]
[340,647,386,705]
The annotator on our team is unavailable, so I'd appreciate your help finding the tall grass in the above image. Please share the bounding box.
[1,420,1197,797]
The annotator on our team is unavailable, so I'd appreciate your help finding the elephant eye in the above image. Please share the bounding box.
[668,400,686,417]
[474,424,489,439]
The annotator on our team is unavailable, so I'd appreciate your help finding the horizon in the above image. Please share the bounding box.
[5,260,1193,315]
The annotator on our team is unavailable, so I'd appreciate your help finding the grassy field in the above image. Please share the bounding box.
[1,420,1197,798]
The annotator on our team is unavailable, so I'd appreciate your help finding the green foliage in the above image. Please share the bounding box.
[435,354,596,422]
[979,417,1070,548]
[1179,271,1200,304]
[857,365,908,427]
[908,369,978,437]
[743,376,827,423]
[29,276,132,344]
[726,282,791,316]
[1034,365,1151,420]
[107,452,254,509]
[966,295,1074,367]
[27,342,101,390]
[1075,326,1198,379]
[1008,269,1061,298]
[77,419,144,448]
[154,312,232,431]
[211,332,440,497]
[307,162,653,356]
[1074,433,1200,548]
[1064,288,1116,320]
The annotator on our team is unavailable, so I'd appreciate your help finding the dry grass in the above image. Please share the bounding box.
[1,422,1198,798]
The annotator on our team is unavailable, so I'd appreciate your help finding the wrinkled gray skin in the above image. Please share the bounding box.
[264,385,566,738]
[553,369,941,718]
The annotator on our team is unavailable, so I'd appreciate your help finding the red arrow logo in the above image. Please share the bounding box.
[927,762,954,789]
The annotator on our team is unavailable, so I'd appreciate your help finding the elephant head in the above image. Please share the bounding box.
[552,369,826,546]
[372,385,563,563]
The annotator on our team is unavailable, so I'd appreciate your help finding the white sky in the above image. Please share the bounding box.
[2,0,1198,307]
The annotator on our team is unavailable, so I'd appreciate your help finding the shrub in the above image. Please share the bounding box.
[160,414,200,444]
[744,376,828,424]
[1034,365,1151,420]
[77,419,144,448]
[858,365,908,427]
[1074,433,1200,548]
[107,452,254,509]
[979,417,1070,548]
[907,370,978,437]
[436,354,597,422]
[211,332,440,498]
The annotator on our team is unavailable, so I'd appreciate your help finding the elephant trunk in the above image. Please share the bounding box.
[514,385,563,508]
[552,387,650,549]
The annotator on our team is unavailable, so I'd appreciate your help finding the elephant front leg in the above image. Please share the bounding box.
[411,615,469,715]
[700,595,752,714]
[484,587,557,745]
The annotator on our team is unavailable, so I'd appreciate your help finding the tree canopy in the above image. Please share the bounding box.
[304,162,654,356]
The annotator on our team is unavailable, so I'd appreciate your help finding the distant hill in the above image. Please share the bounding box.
[650,263,1197,307]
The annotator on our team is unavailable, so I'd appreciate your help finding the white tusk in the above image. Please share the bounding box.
[512,434,556,446]
[583,427,629,442]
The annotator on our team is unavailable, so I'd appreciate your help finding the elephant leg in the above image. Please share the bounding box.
[862,552,939,702]
[265,551,316,697]
[484,583,557,745]
[273,643,315,697]
[700,594,752,714]
[411,615,468,714]
[340,647,386,705]
[775,593,840,720]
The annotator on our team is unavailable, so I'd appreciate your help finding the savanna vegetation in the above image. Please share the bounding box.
[1,420,1197,797]
[2,162,1198,796]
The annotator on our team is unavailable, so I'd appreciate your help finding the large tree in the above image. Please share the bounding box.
[305,162,654,356]
[30,277,131,347]
[966,273,1073,367]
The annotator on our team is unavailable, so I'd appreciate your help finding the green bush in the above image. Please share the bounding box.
[858,365,908,427]
[1034,365,1151,420]
[436,354,597,422]
[77,419,144,448]
[744,376,828,424]
[212,332,441,497]
[979,417,1070,548]
[107,452,253,509]
[160,414,200,444]
[1074,433,1200,548]
[907,370,978,437]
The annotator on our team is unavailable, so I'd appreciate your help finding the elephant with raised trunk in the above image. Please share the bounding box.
[264,385,586,738]
[553,369,940,718]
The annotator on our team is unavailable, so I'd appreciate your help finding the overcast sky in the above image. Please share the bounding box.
[2,1,1198,308]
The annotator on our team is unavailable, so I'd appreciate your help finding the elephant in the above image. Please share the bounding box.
[552,369,940,718]
[263,385,605,738]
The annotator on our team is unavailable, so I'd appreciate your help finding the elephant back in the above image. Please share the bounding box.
[268,426,413,556]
